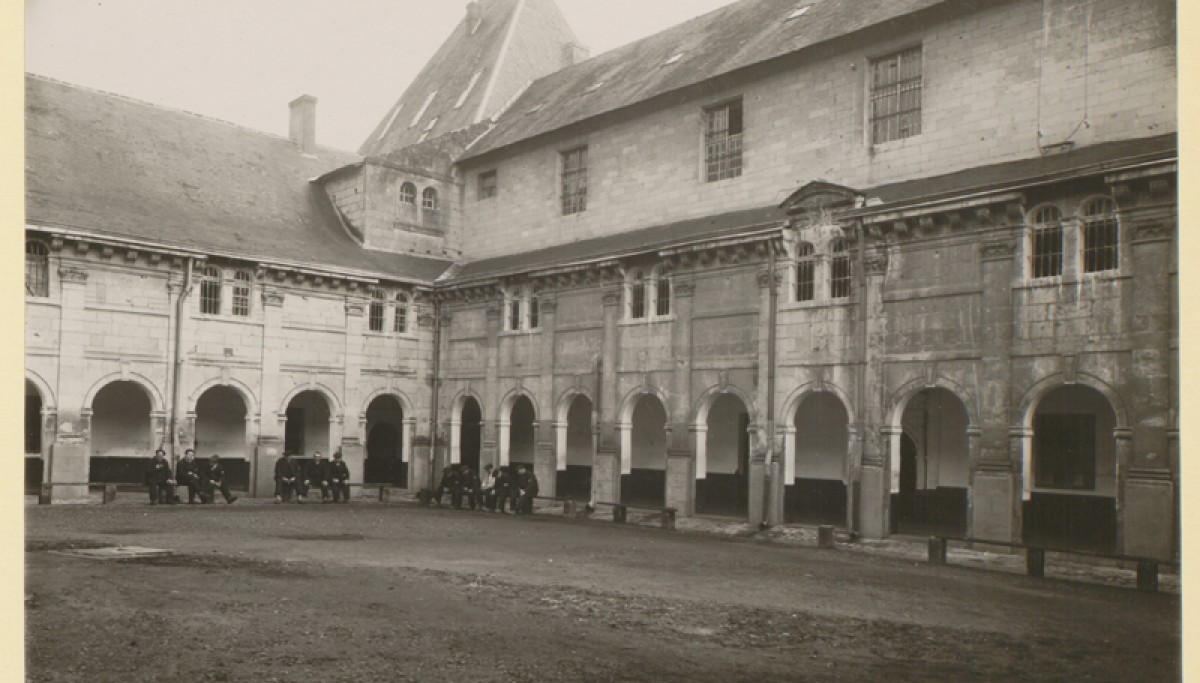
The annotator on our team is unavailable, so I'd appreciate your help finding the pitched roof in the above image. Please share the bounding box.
[25,75,453,283]
[449,205,784,283]
[460,0,949,160]
[359,0,578,158]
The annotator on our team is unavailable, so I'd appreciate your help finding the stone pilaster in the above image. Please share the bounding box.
[665,278,694,515]
[48,264,90,501]
[595,287,622,505]
[537,298,558,497]
[481,306,501,469]
[253,287,286,498]
[341,298,367,488]
[857,247,889,538]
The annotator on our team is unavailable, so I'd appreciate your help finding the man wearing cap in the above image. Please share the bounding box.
[329,450,351,503]
[144,449,176,505]
[301,450,330,503]
[176,448,202,504]
[202,454,238,504]
[274,451,300,503]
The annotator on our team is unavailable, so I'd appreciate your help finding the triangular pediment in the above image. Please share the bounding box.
[779,180,863,224]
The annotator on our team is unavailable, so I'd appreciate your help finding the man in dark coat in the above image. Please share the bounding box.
[176,448,202,503]
[493,466,514,514]
[517,466,539,515]
[329,450,351,503]
[274,452,300,503]
[301,451,330,503]
[144,449,176,505]
[203,455,238,504]
[457,464,480,511]
[432,465,460,508]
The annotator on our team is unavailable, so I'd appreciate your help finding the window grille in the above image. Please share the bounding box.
[656,276,671,317]
[422,187,439,211]
[630,271,646,319]
[561,146,588,215]
[394,293,408,333]
[369,289,385,332]
[232,271,251,316]
[478,170,497,200]
[25,240,49,297]
[1081,198,1119,273]
[399,182,416,205]
[529,294,539,330]
[1031,206,1064,279]
[870,47,922,144]
[507,288,523,331]
[704,100,743,182]
[199,266,222,314]
[830,240,852,299]
[795,242,815,302]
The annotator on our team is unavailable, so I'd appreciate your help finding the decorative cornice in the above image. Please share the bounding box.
[980,240,1017,262]
[57,266,88,283]
[1131,222,1173,243]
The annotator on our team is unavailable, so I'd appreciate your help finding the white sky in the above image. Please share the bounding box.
[25,0,736,151]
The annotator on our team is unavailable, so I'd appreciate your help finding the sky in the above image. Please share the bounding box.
[25,0,736,151]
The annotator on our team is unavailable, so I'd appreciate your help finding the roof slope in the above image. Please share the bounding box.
[461,0,948,160]
[359,0,578,158]
[25,75,452,283]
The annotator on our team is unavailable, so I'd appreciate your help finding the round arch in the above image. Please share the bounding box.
[779,381,856,428]
[83,372,166,414]
[25,369,56,411]
[278,382,343,419]
[498,387,539,422]
[450,388,485,417]
[360,388,415,419]
[555,387,595,424]
[692,383,757,428]
[886,375,979,430]
[187,376,259,416]
[617,384,672,427]
[1016,373,1129,429]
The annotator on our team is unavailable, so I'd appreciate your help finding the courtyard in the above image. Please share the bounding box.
[25,499,1180,682]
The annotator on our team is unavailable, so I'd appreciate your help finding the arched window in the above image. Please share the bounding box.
[394,293,409,333]
[199,266,222,314]
[25,240,49,297]
[422,187,439,211]
[654,269,671,317]
[529,293,540,330]
[830,239,852,299]
[1081,197,1119,273]
[369,289,386,332]
[232,270,252,316]
[629,270,647,319]
[1031,205,1064,279]
[399,182,416,206]
[795,241,815,302]
[508,287,523,331]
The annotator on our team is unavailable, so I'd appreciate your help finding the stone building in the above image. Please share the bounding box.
[25,0,1177,559]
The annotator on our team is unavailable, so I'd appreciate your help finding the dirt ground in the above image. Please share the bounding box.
[25,500,1180,682]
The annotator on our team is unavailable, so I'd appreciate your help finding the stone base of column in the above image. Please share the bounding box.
[748,459,767,526]
[47,442,88,502]
[858,464,888,539]
[534,443,556,499]
[253,438,283,498]
[665,449,694,516]
[1123,470,1174,560]
[594,448,621,504]
[766,459,785,526]
[339,441,365,496]
[411,437,432,492]
[970,468,1016,543]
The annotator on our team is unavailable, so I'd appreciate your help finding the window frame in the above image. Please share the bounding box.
[394,293,410,334]
[198,266,223,315]
[830,240,853,299]
[703,98,744,182]
[794,241,816,303]
[561,145,589,216]
[231,270,252,317]
[1079,197,1119,274]
[1030,205,1065,280]
[869,46,923,146]
[25,240,50,298]
[478,170,498,201]
[624,265,674,322]
[399,182,417,206]
[368,289,386,332]
[422,187,440,211]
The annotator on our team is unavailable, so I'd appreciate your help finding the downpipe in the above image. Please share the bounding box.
[169,257,194,468]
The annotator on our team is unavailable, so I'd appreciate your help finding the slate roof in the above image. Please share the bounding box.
[461,0,949,160]
[26,75,453,284]
[360,0,578,158]
[449,205,784,283]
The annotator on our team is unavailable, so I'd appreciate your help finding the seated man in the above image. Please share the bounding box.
[329,450,351,504]
[274,452,300,503]
[176,448,202,504]
[144,449,176,506]
[301,451,330,503]
[202,454,238,504]
[432,465,459,508]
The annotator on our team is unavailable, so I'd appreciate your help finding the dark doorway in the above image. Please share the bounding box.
[284,391,331,457]
[787,392,849,525]
[890,389,970,537]
[696,394,749,517]
[509,396,536,472]
[460,398,482,471]
[26,381,44,492]
[622,395,667,508]
[365,395,406,487]
[558,395,593,502]
[89,381,154,483]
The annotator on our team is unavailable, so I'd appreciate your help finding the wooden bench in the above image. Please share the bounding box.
[927,536,1174,593]
[593,501,678,530]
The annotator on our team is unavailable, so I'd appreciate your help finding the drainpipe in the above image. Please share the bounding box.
[169,257,194,468]
[429,296,442,491]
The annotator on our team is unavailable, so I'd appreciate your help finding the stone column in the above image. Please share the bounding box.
[749,269,774,526]
[856,249,890,538]
[665,279,695,515]
[48,264,91,501]
[553,422,569,471]
[340,298,367,491]
[594,287,622,505]
[481,306,502,468]
[253,287,286,498]
[536,299,558,498]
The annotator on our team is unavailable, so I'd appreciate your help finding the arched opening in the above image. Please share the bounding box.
[460,398,482,471]
[25,380,44,491]
[788,392,848,525]
[284,390,332,457]
[195,385,250,489]
[90,380,154,483]
[1024,385,1117,552]
[891,388,969,537]
[697,394,750,516]
[365,395,405,487]
[508,396,536,471]
[559,395,593,501]
[623,395,667,507]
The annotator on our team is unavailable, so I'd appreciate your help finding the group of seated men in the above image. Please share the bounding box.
[272,450,353,504]
[432,463,539,514]
[144,448,238,505]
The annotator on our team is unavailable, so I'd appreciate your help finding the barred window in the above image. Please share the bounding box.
[704,99,743,182]
[422,187,439,211]
[478,170,497,200]
[232,270,252,316]
[561,146,588,215]
[655,275,671,317]
[25,240,49,297]
[1031,206,1064,279]
[199,266,222,315]
[870,47,922,144]
[1081,198,1119,273]
[394,293,409,333]
[529,294,540,330]
[830,240,852,299]
[629,270,646,319]
[399,182,416,205]
[369,289,386,332]
[795,242,815,302]
[507,287,522,331]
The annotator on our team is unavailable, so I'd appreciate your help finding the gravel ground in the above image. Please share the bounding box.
[25,499,1180,682]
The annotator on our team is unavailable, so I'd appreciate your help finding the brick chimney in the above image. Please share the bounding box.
[288,95,317,153]
[561,42,590,68]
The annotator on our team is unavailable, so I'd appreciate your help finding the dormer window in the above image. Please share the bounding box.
[704,99,743,182]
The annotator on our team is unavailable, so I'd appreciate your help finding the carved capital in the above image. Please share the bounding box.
[261,289,285,307]
[539,300,558,314]
[980,240,1017,262]
[344,300,366,317]
[601,289,622,307]
[674,282,696,298]
[756,269,772,289]
[417,312,436,330]
[57,266,88,284]
[863,253,888,276]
